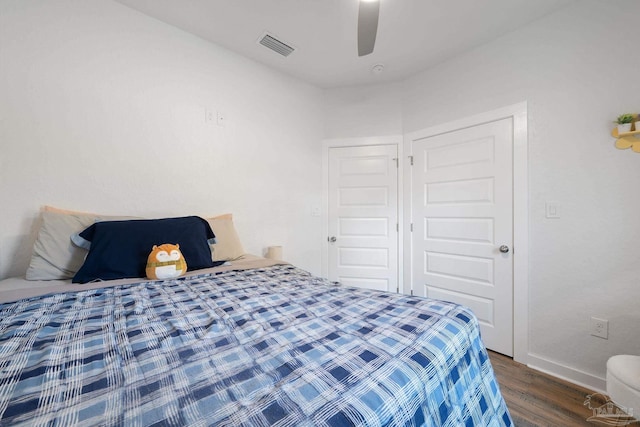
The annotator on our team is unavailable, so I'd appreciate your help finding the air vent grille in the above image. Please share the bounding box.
[258,33,295,57]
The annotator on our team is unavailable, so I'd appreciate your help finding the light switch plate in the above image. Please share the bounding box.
[545,202,560,219]
[216,111,225,127]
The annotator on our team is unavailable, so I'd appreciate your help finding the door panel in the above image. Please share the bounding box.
[339,217,388,236]
[411,118,513,356]
[328,145,398,293]
[339,187,388,206]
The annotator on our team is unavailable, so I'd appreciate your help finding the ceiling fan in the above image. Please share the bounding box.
[357,0,380,56]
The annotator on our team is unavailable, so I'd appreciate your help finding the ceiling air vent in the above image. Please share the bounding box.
[258,33,295,57]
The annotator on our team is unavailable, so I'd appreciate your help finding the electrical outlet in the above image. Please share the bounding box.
[590,317,608,339]
[205,108,215,123]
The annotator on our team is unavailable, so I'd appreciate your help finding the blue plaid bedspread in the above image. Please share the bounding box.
[0,265,513,426]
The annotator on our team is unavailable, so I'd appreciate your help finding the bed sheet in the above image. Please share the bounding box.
[0,254,280,303]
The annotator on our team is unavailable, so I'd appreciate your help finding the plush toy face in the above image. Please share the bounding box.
[146,243,187,280]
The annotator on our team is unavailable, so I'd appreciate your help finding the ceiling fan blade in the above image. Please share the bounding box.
[357,0,379,57]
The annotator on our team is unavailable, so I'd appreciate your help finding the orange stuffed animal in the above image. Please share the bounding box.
[145,243,187,280]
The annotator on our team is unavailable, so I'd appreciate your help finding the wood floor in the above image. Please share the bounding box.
[488,351,637,427]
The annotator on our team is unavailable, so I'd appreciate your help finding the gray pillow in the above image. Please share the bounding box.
[25,207,138,280]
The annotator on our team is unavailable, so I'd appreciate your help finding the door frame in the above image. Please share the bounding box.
[321,136,405,293]
[403,102,529,363]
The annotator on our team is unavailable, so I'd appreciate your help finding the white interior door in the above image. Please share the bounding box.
[328,145,398,292]
[410,118,514,356]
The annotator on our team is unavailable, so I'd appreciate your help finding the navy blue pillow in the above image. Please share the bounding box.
[72,216,222,283]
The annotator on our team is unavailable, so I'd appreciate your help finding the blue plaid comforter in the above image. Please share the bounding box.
[0,265,513,426]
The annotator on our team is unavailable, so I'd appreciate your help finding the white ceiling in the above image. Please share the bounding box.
[114,0,574,89]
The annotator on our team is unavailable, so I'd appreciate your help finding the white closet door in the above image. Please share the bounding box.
[410,118,514,356]
[328,145,399,293]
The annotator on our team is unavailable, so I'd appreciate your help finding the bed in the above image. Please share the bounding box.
[0,207,514,426]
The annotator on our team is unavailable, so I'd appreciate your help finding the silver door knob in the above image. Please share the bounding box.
[499,245,510,253]
[328,236,337,243]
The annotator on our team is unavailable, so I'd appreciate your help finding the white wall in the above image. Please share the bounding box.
[0,0,324,278]
[323,82,403,138]
[324,0,640,388]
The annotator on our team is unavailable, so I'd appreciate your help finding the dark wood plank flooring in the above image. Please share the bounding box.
[488,351,637,427]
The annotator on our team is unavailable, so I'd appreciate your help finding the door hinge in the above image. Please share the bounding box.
[411,290,414,296]
[409,155,414,166]
[410,223,413,232]
[396,223,399,232]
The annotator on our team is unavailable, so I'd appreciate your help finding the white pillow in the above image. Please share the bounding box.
[207,214,246,261]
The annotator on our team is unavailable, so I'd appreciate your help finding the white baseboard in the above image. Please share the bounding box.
[527,353,606,394]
